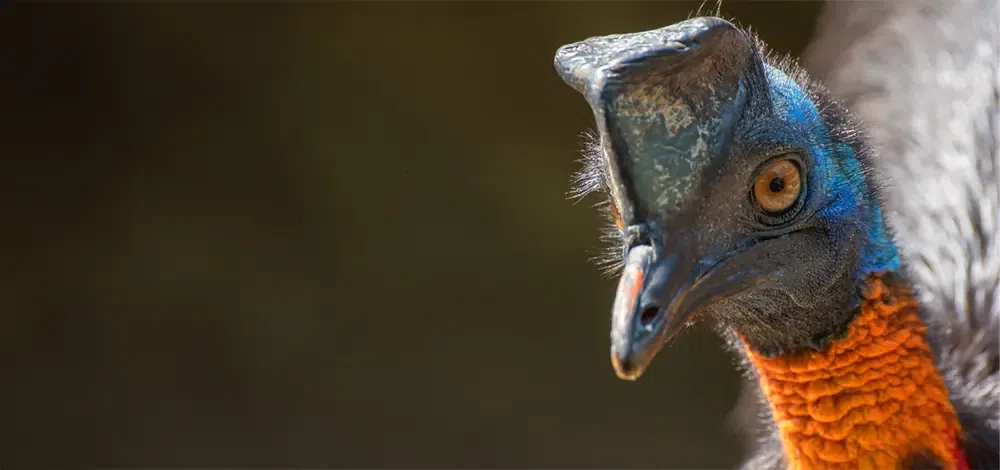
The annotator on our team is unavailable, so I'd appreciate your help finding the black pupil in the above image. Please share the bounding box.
[769,177,785,193]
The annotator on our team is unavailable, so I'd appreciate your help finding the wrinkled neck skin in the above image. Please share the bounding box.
[734,231,968,469]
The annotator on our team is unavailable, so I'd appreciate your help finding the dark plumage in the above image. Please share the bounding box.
[554,2,998,468]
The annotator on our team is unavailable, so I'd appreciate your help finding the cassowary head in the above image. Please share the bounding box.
[555,17,900,379]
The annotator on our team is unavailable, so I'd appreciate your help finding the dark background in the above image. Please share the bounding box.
[1,2,821,467]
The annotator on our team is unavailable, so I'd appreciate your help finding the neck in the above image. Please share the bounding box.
[741,274,969,470]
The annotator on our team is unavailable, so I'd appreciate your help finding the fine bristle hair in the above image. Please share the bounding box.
[567,130,606,204]
[691,0,725,20]
[593,200,626,278]
[567,130,626,278]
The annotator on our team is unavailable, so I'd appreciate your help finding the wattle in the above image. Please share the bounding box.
[741,275,967,470]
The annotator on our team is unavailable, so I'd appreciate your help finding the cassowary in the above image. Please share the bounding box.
[553,1,999,469]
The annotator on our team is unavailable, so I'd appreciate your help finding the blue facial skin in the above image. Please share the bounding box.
[762,65,900,278]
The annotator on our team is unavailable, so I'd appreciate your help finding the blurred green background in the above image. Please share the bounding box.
[1,2,821,467]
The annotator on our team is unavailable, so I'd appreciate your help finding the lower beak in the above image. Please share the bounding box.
[609,244,700,380]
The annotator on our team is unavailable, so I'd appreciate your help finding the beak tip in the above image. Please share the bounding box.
[610,348,647,381]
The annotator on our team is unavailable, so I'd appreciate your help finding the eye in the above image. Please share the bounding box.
[752,159,802,215]
[608,198,624,230]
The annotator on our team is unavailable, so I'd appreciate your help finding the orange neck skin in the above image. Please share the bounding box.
[742,276,967,470]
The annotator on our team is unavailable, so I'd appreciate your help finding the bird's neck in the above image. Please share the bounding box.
[741,275,969,470]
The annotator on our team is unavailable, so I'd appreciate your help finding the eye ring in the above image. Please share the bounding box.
[751,158,803,217]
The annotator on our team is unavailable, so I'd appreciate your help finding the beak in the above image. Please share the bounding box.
[609,243,707,380]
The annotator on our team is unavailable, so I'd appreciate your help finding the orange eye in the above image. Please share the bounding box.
[753,159,802,214]
[609,198,624,230]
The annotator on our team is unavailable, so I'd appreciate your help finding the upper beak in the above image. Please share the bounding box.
[609,243,705,380]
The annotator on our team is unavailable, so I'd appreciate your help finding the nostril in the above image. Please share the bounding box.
[638,305,661,328]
